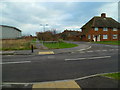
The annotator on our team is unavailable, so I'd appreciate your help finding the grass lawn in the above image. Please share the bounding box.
[102,72,120,80]
[94,41,120,45]
[0,39,36,51]
[31,38,37,42]
[43,42,78,49]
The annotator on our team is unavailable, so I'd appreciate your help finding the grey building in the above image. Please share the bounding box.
[0,25,22,39]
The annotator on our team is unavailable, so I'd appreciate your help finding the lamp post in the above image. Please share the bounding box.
[40,24,49,32]
[40,24,49,45]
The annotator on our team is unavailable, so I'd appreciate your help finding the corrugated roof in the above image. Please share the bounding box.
[0,25,22,32]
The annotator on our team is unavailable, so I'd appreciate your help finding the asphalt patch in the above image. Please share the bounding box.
[76,76,119,89]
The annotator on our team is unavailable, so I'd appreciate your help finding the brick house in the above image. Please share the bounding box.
[81,13,120,41]
[59,30,82,41]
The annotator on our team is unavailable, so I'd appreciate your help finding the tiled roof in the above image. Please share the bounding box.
[81,16,120,29]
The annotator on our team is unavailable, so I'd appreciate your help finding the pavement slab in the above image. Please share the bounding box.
[38,51,54,55]
[32,80,81,89]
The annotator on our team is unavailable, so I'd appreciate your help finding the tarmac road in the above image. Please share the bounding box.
[2,42,119,89]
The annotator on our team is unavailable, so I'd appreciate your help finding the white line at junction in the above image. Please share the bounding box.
[78,46,91,51]
[2,71,118,85]
[87,51,93,52]
[96,50,101,52]
[102,50,107,51]
[65,56,111,61]
[109,49,114,51]
[1,61,31,64]
[79,52,85,53]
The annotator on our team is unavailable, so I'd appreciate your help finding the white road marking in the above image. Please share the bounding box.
[79,52,85,53]
[47,56,55,59]
[87,51,93,52]
[1,61,31,64]
[109,49,114,51]
[102,50,107,51]
[65,58,86,61]
[87,46,92,50]
[78,46,91,51]
[95,50,101,52]
[78,49,85,51]
[74,72,118,81]
[65,56,111,61]
[2,71,118,85]
[7,55,14,56]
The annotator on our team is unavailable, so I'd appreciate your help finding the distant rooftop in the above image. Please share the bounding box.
[0,25,22,32]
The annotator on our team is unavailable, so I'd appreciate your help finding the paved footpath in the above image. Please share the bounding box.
[2,75,119,89]
[1,41,91,55]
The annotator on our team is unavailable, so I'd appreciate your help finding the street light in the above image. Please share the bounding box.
[40,24,49,46]
[40,24,49,32]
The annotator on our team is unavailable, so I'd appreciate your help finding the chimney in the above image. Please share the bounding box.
[101,13,106,18]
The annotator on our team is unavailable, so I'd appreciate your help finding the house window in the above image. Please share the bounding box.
[113,28,117,31]
[88,35,91,39]
[103,35,108,39]
[94,28,98,31]
[103,28,108,31]
[113,34,117,39]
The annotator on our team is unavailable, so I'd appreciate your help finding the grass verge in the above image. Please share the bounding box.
[43,42,78,49]
[0,39,36,51]
[102,72,120,80]
[94,41,120,45]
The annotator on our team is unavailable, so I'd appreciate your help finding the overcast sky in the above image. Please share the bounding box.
[0,0,119,36]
